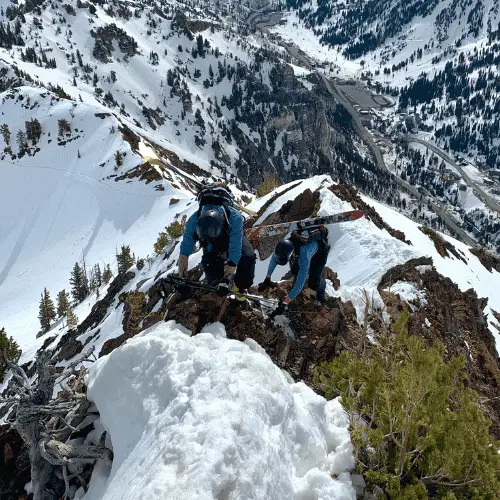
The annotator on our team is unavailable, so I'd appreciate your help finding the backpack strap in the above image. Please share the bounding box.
[291,224,328,244]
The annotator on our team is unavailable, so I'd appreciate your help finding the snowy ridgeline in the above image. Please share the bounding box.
[82,321,356,500]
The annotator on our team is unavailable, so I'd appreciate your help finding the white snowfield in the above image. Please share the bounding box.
[0,86,196,350]
[83,321,356,500]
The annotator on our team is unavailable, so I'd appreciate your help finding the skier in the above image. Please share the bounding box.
[177,184,256,298]
[259,226,330,313]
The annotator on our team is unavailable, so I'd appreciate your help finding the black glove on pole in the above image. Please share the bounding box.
[258,277,272,292]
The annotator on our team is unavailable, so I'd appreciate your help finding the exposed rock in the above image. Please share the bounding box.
[55,336,84,362]
[115,162,163,184]
[244,181,302,230]
[251,188,321,260]
[171,11,217,37]
[419,226,467,262]
[118,124,140,153]
[324,267,340,290]
[99,290,146,357]
[379,257,500,438]
[161,276,356,387]
[329,184,411,245]
[99,278,173,357]
[78,271,135,334]
[0,425,30,500]
[470,248,500,273]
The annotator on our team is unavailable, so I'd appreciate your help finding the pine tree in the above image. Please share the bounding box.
[89,263,102,291]
[1,123,11,145]
[102,264,113,284]
[116,245,135,274]
[69,262,89,302]
[114,150,124,168]
[16,129,27,153]
[66,309,78,329]
[38,288,56,333]
[0,327,21,382]
[56,289,70,318]
[57,119,71,137]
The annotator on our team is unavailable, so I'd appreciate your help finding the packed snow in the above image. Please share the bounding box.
[83,321,356,500]
[383,281,427,307]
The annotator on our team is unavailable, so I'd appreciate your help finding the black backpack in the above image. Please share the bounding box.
[196,184,234,217]
[291,225,328,244]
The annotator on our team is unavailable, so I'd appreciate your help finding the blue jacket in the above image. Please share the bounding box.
[267,240,319,300]
[180,205,244,264]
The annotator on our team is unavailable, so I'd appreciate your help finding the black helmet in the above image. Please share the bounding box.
[273,239,294,265]
[196,209,223,240]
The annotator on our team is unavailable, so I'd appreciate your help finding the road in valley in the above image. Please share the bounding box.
[246,10,480,247]
[408,137,500,215]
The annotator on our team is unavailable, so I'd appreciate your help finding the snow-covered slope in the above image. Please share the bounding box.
[83,321,355,500]
[0,85,196,344]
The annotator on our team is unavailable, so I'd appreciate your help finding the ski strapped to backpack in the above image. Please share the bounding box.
[245,210,364,240]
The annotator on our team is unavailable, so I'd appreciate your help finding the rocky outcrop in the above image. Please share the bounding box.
[232,63,352,187]
[329,184,411,244]
[78,271,135,334]
[171,11,217,37]
[52,328,84,362]
[251,187,321,259]
[379,257,500,438]
[470,248,500,273]
[0,425,30,500]
[419,226,467,262]
[164,281,357,386]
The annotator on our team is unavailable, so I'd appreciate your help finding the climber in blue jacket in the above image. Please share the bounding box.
[177,186,256,295]
[259,230,330,313]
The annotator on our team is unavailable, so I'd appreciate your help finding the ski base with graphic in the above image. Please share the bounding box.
[245,210,364,240]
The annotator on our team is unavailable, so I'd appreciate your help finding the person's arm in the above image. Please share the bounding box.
[286,241,318,302]
[179,213,198,257]
[227,207,243,265]
[266,257,277,278]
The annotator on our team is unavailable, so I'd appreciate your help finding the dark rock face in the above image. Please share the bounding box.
[78,271,135,334]
[329,184,411,244]
[55,336,84,362]
[164,277,356,386]
[0,425,30,500]
[470,248,500,273]
[230,64,353,188]
[252,188,321,260]
[379,257,500,438]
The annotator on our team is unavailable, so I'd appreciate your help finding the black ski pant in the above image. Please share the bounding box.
[291,244,330,300]
[201,236,256,290]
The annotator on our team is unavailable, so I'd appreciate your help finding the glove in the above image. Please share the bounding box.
[178,254,188,277]
[216,282,230,297]
[258,277,272,292]
[270,301,287,319]
[223,261,237,281]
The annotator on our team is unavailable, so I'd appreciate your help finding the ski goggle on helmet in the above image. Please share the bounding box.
[273,239,294,265]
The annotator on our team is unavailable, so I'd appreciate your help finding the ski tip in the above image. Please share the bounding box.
[344,209,365,221]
